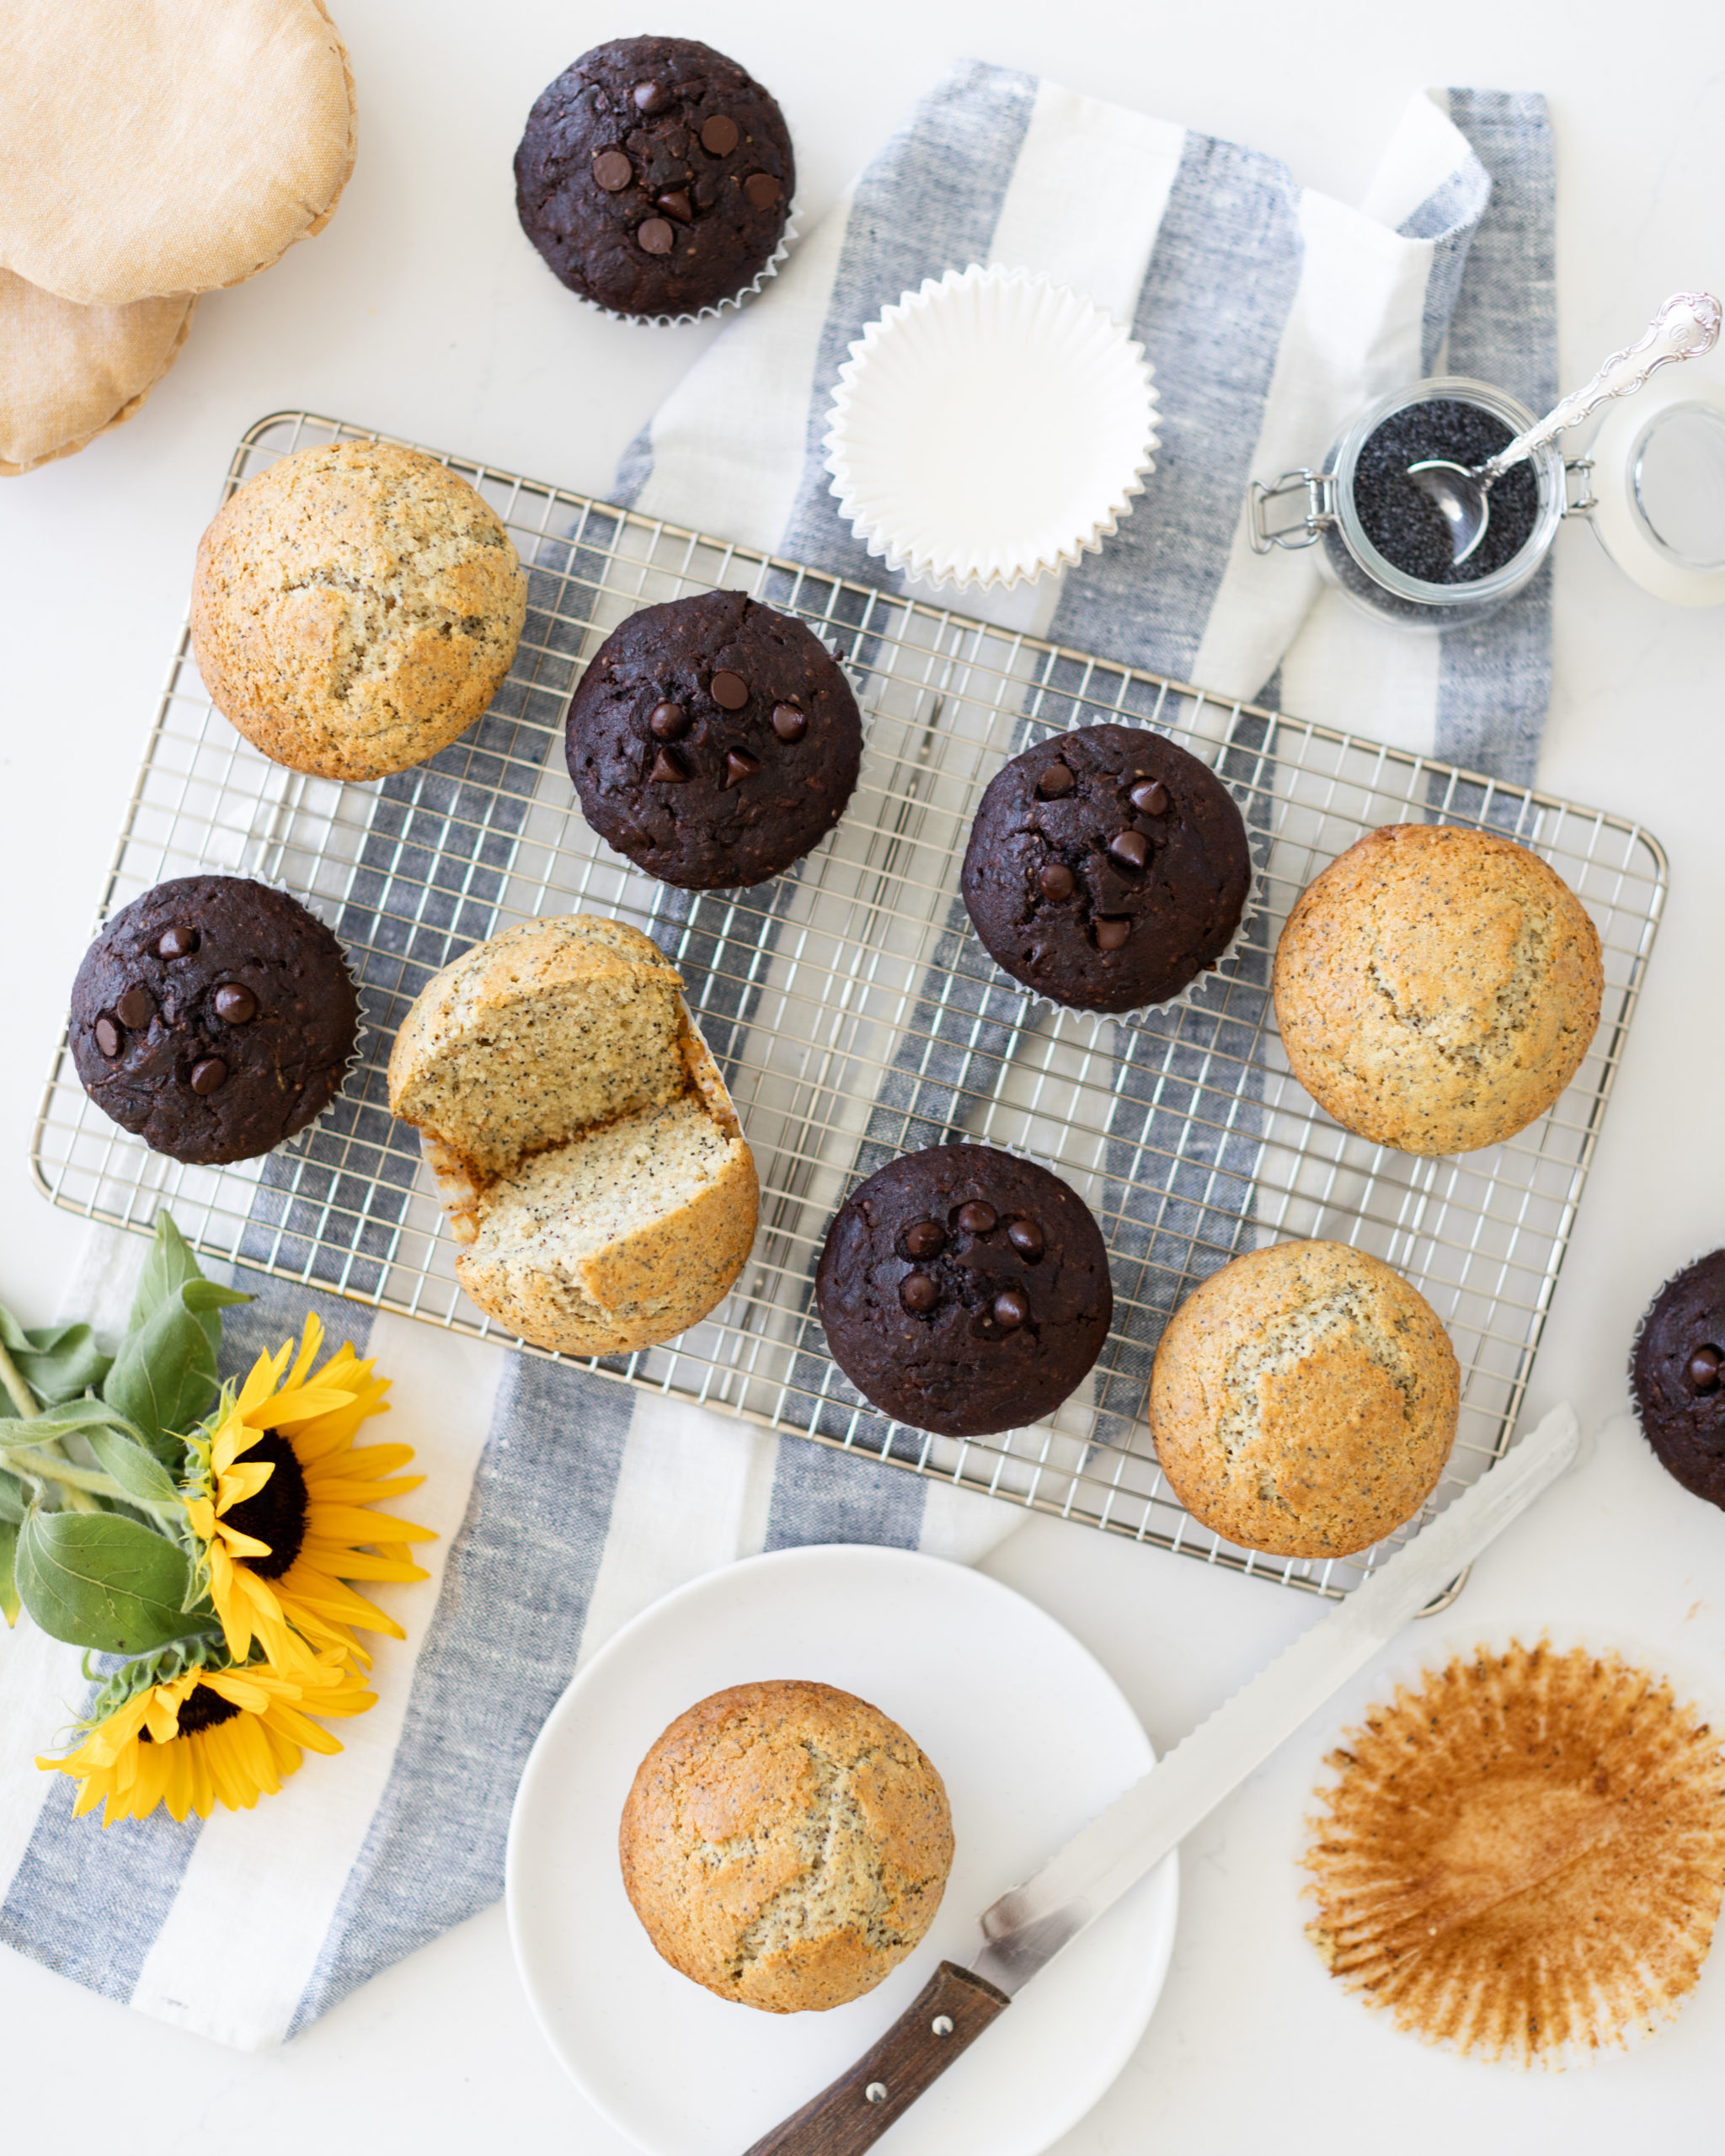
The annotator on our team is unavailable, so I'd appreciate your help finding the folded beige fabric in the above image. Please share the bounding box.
[0,270,195,477]
[0,0,355,307]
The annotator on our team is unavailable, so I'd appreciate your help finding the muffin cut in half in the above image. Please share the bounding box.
[387,914,756,1354]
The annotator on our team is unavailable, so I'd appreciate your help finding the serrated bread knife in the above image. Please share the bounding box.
[742,1401,1581,2156]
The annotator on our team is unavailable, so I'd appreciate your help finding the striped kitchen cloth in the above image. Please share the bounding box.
[0,65,1554,2047]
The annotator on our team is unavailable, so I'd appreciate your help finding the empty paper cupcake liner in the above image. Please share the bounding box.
[1300,1625,1725,2070]
[824,263,1159,592]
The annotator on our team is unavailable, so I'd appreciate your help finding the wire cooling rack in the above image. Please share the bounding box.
[33,410,1666,1600]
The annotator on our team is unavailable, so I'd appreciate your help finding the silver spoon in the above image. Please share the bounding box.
[1408,290,1722,568]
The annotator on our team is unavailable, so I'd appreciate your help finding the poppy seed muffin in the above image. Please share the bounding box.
[815,1144,1113,1437]
[566,590,862,889]
[515,36,793,319]
[1631,1250,1725,1511]
[68,875,358,1164]
[387,914,756,1354]
[190,440,527,783]
[1272,824,1603,1156]
[961,724,1251,1013]
[618,1680,953,2013]
[1148,1239,1459,1558]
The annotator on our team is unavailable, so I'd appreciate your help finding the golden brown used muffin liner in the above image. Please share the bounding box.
[1302,1634,1725,2068]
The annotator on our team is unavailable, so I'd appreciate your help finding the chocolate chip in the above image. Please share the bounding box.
[1108,830,1150,871]
[213,982,257,1024]
[903,1219,946,1260]
[1689,1345,1722,1393]
[93,1015,121,1059]
[637,217,675,255]
[649,700,689,739]
[633,80,668,114]
[157,926,199,958]
[700,114,740,155]
[743,171,782,211]
[1007,1219,1044,1261]
[1038,862,1076,901]
[1037,762,1075,798]
[656,189,693,222]
[649,748,687,783]
[115,985,154,1029]
[723,749,761,789]
[772,702,807,742]
[189,1057,227,1096]
[1094,916,1131,952]
[900,1271,939,1314]
[1129,778,1170,816]
[710,670,749,711]
[957,1201,997,1235]
[993,1289,1029,1330]
[592,149,633,192]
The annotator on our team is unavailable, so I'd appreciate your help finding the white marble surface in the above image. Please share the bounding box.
[3,0,1724,2145]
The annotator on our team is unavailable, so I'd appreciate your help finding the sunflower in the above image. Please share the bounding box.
[184,1313,434,1673]
[39,1649,375,1827]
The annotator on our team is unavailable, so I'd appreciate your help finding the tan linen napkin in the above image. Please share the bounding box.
[0,270,195,476]
[0,0,355,307]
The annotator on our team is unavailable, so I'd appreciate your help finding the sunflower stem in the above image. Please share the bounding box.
[4,1447,163,1516]
[0,1336,40,1421]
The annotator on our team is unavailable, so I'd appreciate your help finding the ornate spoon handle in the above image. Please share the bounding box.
[1482,290,1722,479]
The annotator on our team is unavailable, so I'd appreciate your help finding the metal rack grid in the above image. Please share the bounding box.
[33,410,1667,1601]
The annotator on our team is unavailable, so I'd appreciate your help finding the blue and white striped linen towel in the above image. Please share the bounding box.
[0,66,1553,2048]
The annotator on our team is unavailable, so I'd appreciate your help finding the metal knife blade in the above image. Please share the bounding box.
[969,1401,1580,1994]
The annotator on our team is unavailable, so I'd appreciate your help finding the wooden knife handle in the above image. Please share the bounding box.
[740,1960,1012,2156]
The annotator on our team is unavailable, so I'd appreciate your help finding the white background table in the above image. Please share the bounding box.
[4,0,1723,2145]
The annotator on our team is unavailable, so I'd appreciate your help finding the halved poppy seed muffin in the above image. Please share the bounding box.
[387,914,756,1353]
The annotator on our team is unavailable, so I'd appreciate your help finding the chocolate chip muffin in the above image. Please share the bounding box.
[515,37,793,319]
[619,1680,953,2014]
[69,876,359,1165]
[1148,1239,1460,1558]
[566,590,862,889]
[190,440,527,784]
[961,725,1251,1013]
[815,1145,1113,1438]
[1631,1251,1725,1511]
[1273,824,1604,1156]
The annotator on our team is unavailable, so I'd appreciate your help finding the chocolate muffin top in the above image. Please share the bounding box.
[960,724,1252,1014]
[1631,1251,1725,1511]
[566,590,862,889]
[815,1144,1114,1438]
[514,36,793,319]
[68,876,359,1166]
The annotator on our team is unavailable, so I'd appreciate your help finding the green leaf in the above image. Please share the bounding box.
[0,1398,152,1449]
[14,1509,212,1654]
[0,1310,112,1407]
[101,1289,225,1465]
[129,1214,248,1357]
[83,1426,181,1508]
[0,1522,17,1626]
[0,1470,24,1525]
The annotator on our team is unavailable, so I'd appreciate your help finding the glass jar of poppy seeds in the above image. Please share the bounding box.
[1248,375,1582,630]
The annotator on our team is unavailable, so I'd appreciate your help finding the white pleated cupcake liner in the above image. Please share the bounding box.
[570,200,799,330]
[1299,1620,1725,2071]
[951,752,1266,1040]
[823,262,1160,593]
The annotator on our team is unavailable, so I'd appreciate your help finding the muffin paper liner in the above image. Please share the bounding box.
[1299,1621,1725,2070]
[823,263,1160,593]
[574,199,800,331]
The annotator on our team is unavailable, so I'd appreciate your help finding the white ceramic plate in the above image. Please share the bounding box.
[506,1545,1178,2156]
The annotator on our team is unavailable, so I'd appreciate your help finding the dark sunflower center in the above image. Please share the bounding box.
[139,1688,243,1743]
[222,1431,309,1579]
